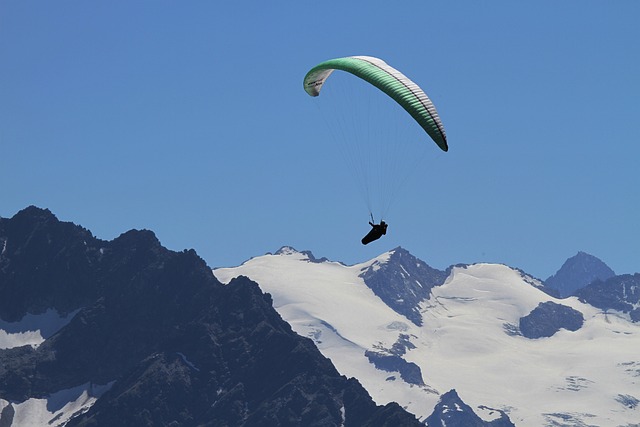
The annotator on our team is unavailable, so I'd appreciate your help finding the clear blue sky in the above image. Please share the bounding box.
[1,1,638,279]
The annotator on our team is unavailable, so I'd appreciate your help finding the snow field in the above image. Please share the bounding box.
[214,251,640,426]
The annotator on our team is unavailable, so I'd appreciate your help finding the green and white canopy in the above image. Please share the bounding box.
[303,56,448,152]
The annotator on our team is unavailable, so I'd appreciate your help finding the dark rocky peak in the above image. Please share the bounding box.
[519,301,584,339]
[274,245,301,255]
[3,205,57,227]
[545,251,615,298]
[0,207,103,321]
[359,247,448,326]
[388,246,416,260]
[111,229,161,250]
[104,229,166,268]
[0,205,97,257]
[574,273,640,322]
[425,389,515,427]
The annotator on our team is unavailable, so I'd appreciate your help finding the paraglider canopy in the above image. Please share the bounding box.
[303,55,448,152]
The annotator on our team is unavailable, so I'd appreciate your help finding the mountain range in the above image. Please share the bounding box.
[215,248,640,426]
[1,206,638,426]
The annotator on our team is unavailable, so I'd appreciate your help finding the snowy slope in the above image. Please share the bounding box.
[0,382,113,427]
[214,248,640,426]
[0,308,80,349]
[0,307,111,426]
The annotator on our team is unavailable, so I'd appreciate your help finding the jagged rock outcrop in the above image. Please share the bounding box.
[425,390,515,427]
[519,301,584,339]
[364,334,424,386]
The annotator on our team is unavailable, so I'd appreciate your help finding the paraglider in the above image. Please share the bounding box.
[361,220,388,245]
[303,56,448,244]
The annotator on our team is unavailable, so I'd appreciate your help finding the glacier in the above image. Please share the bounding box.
[214,247,640,426]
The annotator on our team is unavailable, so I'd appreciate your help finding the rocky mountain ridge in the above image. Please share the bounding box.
[0,207,421,426]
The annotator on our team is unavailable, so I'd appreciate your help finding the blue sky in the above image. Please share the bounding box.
[1,1,638,279]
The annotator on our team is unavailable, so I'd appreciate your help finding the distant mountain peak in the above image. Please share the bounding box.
[4,205,59,232]
[575,251,606,262]
[274,246,329,263]
[274,246,300,256]
[12,205,55,220]
[359,248,448,326]
[388,246,408,256]
[545,252,615,297]
[373,246,410,262]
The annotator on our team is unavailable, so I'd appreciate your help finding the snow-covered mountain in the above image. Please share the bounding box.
[214,247,640,426]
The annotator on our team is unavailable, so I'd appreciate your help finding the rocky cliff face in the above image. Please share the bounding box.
[0,207,421,427]
[359,247,448,326]
[574,274,640,322]
[519,301,584,339]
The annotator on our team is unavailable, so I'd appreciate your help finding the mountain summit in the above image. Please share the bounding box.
[545,251,615,297]
[358,247,448,326]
